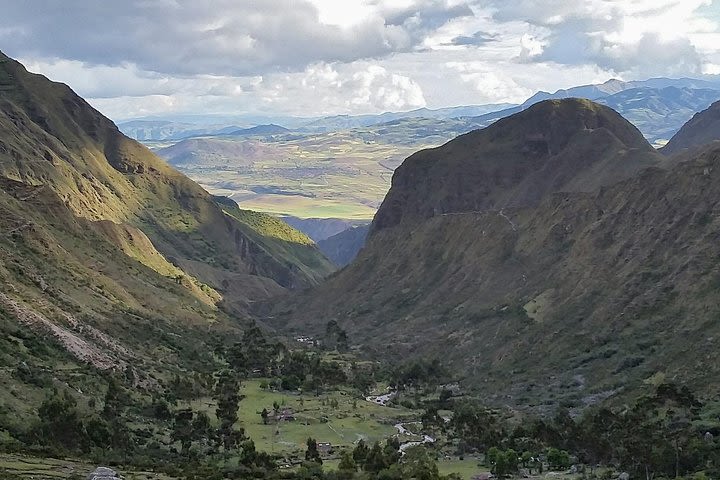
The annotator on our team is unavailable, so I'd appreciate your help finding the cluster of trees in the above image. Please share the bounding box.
[325,320,350,352]
[295,437,453,480]
[216,325,355,396]
[388,358,448,392]
[445,384,720,479]
[28,378,131,456]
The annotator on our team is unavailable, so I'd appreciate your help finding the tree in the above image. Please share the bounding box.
[338,451,357,472]
[227,342,249,375]
[384,437,401,465]
[153,398,173,420]
[452,401,502,451]
[494,451,509,478]
[172,409,194,454]
[486,447,501,467]
[364,442,388,473]
[403,446,441,480]
[305,437,323,464]
[102,377,127,420]
[36,389,86,450]
[337,330,350,352]
[261,408,269,425]
[353,439,369,466]
[214,370,242,449]
[192,411,211,441]
[547,447,570,470]
[505,448,519,473]
[422,407,444,433]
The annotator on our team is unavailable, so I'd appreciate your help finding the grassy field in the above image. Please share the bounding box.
[236,379,416,456]
[436,457,488,479]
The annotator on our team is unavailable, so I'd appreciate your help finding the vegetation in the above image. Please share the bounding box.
[5,48,720,480]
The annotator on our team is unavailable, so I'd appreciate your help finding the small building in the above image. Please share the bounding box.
[276,407,296,421]
[317,442,333,455]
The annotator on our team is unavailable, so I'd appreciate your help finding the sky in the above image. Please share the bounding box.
[1,0,720,121]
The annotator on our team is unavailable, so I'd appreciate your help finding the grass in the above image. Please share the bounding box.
[235,379,416,457]
[222,194,378,220]
[437,457,488,479]
[0,453,180,480]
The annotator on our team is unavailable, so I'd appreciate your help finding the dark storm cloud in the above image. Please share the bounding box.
[0,0,470,76]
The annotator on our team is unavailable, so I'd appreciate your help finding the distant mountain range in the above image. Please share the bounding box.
[119,76,720,145]
[118,104,513,141]
[468,84,720,145]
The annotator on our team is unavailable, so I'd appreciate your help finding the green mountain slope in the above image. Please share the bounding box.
[0,51,332,440]
[215,196,335,285]
[268,99,720,408]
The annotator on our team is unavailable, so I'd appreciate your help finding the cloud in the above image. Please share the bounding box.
[488,0,712,77]
[81,62,425,119]
[0,0,468,77]
[593,33,704,77]
[4,1,720,119]
[449,31,498,46]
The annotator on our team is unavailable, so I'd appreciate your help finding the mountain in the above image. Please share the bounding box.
[299,104,513,132]
[661,100,720,154]
[214,196,334,284]
[471,85,720,144]
[372,99,663,231]
[317,225,370,267]
[117,119,244,141]
[0,50,333,429]
[155,137,281,168]
[520,77,720,108]
[266,99,720,408]
[596,87,720,144]
[281,217,368,242]
[225,124,290,137]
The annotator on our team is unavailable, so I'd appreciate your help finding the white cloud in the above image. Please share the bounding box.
[4,1,720,119]
[75,62,425,120]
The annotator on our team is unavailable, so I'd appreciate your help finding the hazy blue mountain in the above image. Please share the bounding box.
[225,124,290,136]
[317,224,370,267]
[596,87,720,143]
[281,217,368,242]
[118,120,244,141]
[470,81,720,144]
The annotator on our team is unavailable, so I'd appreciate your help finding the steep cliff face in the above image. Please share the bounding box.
[269,100,720,408]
